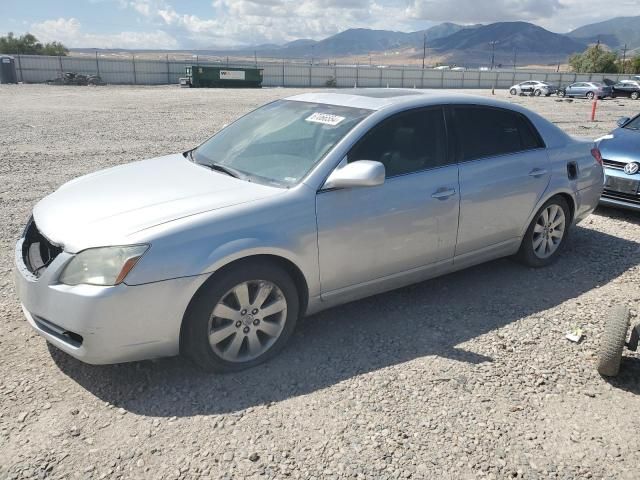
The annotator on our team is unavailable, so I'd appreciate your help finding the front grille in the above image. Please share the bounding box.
[602,159,626,170]
[602,189,640,205]
[21,219,62,277]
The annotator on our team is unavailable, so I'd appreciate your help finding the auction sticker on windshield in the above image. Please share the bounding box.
[306,112,345,126]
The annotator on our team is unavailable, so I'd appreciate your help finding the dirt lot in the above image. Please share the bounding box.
[1,85,639,480]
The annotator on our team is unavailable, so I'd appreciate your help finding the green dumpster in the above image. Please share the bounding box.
[183,66,263,88]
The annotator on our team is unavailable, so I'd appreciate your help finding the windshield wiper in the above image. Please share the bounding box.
[205,163,244,179]
[187,150,246,179]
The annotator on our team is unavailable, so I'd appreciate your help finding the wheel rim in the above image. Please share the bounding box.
[208,280,287,363]
[532,204,566,259]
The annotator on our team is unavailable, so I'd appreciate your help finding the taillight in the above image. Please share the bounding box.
[591,147,603,166]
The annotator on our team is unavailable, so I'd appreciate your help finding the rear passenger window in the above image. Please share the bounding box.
[348,107,449,177]
[453,106,543,162]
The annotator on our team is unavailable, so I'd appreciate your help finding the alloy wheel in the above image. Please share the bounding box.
[208,280,287,362]
[532,204,566,259]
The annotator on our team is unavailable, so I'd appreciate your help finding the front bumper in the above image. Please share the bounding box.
[600,167,640,212]
[14,238,208,364]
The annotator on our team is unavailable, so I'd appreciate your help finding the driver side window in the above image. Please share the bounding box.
[347,107,449,178]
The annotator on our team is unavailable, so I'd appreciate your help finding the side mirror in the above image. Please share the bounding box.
[323,160,385,190]
[617,117,630,127]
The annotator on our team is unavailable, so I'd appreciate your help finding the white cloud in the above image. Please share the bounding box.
[30,17,178,49]
[26,1,635,50]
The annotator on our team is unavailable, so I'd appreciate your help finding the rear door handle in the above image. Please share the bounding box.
[431,187,456,199]
[528,168,548,178]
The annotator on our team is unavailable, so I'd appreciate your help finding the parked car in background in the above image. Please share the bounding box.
[597,113,640,211]
[558,82,611,99]
[14,90,604,372]
[611,80,640,100]
[509,81,557,96]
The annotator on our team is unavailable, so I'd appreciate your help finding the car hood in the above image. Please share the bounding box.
[598,127,640,163]
[33,154,283,252]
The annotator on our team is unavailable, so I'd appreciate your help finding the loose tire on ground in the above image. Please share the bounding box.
[183,259,300,372]
[597,306,630,377]
[516,196,570,268]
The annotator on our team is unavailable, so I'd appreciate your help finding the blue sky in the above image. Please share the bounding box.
[0,1,628,50]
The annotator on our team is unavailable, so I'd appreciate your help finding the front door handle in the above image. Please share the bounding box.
[431,187,456,199]
[528,168,548,178]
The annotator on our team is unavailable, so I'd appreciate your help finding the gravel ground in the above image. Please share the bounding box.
[1,85,639,480]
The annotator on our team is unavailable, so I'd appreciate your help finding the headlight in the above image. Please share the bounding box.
[59,245,149,286]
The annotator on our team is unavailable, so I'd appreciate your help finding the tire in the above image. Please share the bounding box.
[586,91,595,100]
[510,88,517,95]
[558,90,565,97]
[183,259,300,372]
[597,306,630,377]
[631,91,639,100]
[516,196,570,267]
[534,89,542,96]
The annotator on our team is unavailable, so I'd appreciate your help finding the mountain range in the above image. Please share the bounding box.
[234,16,639,66]
[72,16,639,67]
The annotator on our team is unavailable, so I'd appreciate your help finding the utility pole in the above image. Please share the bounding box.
[95,49,100,76]
[489,41,498,70]
[311,45,314,66]
[369,52,372,67]
[622,44,627,74]
[422,33,427,69]
[513,48,517,71]
[254,50,257,67]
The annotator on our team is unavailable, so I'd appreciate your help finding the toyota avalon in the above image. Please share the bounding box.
[14,90,604,372]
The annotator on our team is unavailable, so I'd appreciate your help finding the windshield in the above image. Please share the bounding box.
[623,115,640,131]
[193,100,372,186]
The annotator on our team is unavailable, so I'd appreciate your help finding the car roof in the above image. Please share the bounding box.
[285,88,529,112]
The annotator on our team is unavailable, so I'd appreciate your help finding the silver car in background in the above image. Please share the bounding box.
[509,81,558,96]
[14,90,604,372]
[558,82,612,99]
[597,114,640,211]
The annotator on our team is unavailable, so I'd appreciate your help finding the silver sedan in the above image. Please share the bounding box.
[14,90,604,372]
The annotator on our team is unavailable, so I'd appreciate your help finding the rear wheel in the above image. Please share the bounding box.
[557,90,565,97]
[534,89,542,96]
[586,91,595,100]
[516,196,570,267]
[510,88,517,95]
[597,306,630,377]
[631,91,639,100]
[183,260,299,372]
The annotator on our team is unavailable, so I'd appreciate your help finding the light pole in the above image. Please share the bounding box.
[311,45,314,66]
[489,41,498,70]
[422,33,427,69]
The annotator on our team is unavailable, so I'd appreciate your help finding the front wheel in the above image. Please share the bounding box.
[516,196,570,267]
[183,260,299,372]
[557,90,565,97]
[534,89,542,96]
[510,88,517,95]
[586,91,595,100]
[597,306,630,377]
